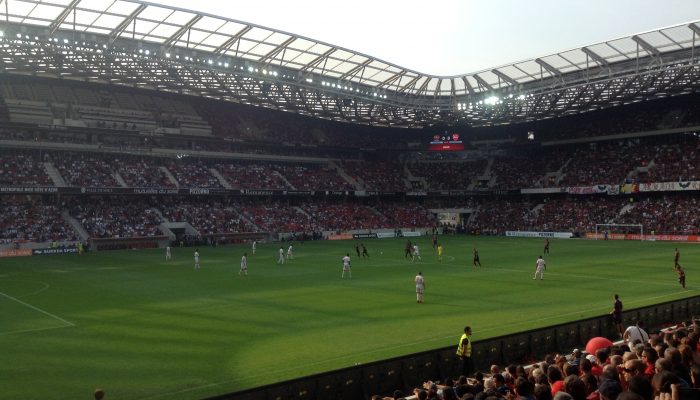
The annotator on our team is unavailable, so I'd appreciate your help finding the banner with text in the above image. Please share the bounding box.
[638,181,700,193]
[506,231,574,238]
[585,233,700,242]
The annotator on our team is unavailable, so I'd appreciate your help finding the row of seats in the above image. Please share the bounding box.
[2,136,700,190]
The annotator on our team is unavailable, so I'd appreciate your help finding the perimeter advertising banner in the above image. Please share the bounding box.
[506,231,573,239]
[585,233,700,242]
[0,248,32,258]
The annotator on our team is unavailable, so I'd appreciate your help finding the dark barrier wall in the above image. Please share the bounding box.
[205,296,699,400]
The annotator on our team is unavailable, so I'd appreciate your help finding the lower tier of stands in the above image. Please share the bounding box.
[1,193,699,246]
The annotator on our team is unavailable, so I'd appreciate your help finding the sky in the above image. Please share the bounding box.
[151,0,700,76]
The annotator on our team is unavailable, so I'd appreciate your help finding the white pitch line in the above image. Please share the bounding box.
[0,324,74,336]
[0,291,75,327]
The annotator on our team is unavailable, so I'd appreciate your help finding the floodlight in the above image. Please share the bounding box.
[165,53,170,58]
[485,96,499,105]
[247,66,254,72]
[17,33,22,38]
[305,78,312,83]
[0,31,4,37]
[207,59,212,65]
[145,50,150,55]
[272,71,278,76]
[138,49,143,54]
[224,63,228,67]
[517,94,526,100]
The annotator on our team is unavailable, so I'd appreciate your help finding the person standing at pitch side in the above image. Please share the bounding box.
[610,294,623,337]
[457,326,474,377]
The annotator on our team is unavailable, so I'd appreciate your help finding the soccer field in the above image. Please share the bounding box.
[0,236,697,400]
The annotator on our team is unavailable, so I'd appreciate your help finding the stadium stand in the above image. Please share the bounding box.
[0,198,78,243]
[0,150,52,186]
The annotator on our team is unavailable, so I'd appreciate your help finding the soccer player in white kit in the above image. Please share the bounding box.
[194,249,200,269]
[287,245,294,260]
[252,240,256,255]
[415,272,425,303]
[341,253,351,279]
[533,255,546,280]
[239,252,248,276]
[412,244,422,261]
[278,247,285,264]
[165,245,171,261]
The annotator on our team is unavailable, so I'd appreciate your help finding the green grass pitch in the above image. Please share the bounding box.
[0,236,697,399]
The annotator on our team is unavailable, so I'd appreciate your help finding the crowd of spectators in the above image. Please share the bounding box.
[470,198,537,235]
[300,202,390,231]
[344,161,408,191]
[646,143,700,183]
[166,160,224,189]
[466,193,700,236]
[616,195,700,235]
[532,197,624,233]
[378,320,700,400]
[277,164,354,191]
[372,202,435,229]
[491,149,570,189]
[240,201,318,233]
[116,156,176,188]
[159,199,256,235]
[3,190,700,241]
[52,152,119,187]
[215,162,288,190]
[558,142,643,187]
[408,160,487,191]
[68,198,162,238]
[0,151,52,186]
[0,199,78,243]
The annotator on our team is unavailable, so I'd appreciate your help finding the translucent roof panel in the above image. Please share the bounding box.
[1,0,700,100]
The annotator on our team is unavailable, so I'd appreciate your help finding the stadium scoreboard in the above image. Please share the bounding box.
[428,132,464,151]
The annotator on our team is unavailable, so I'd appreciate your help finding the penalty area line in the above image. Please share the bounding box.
[0,290,75,327]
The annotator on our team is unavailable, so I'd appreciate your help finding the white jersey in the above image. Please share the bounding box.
[194,251,200,262]
[166,246,171,255]
[278,248,285,263]
[536,257,545,269]
[342,255,351,268]
[287,245,293,256]
[240,255,248,270]
[415,274,425,289]
[413,245,420,255]
[252,241,256,251]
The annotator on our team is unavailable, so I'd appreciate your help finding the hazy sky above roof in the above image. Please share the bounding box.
[153,0,700,76]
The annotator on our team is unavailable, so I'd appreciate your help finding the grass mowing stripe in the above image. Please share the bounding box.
[136,288,696,400]
[0,324,75,336]
[0,236,696,400]
[0,290,75,327]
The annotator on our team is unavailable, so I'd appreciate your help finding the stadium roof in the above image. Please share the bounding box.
[2,0,700,128]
